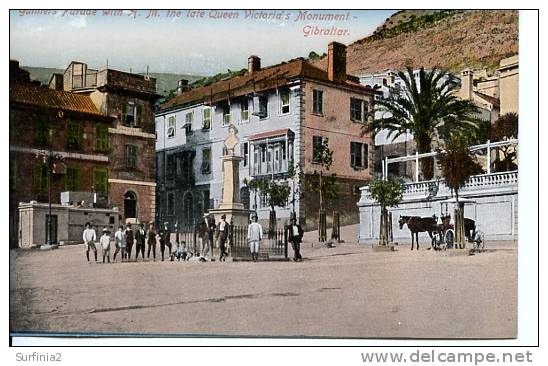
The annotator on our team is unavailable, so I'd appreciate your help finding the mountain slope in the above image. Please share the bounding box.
[314,10,518,75]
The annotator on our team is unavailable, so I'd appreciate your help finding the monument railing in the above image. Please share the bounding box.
[171,224,288,260]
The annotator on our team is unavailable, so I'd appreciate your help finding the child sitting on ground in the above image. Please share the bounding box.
[171,241,193,261]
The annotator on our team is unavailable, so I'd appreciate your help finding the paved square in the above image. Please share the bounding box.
[10,231,517,339]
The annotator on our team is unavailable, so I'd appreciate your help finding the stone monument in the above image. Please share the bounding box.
[208,124,250,226]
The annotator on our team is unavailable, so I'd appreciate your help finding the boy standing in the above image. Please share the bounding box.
[113,226,126,262]
[100,228,112,263]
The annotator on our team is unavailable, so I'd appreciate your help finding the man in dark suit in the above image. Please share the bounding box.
[286,217,304,262]
[124,223,134,261]
[135,223,146,261]
[159,222,172,262]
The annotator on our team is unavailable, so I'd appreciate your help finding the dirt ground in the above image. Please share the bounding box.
[9,227,517,339]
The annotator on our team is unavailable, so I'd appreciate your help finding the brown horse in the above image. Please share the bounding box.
[398,215,438,250]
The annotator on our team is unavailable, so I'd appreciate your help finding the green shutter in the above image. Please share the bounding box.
[136,104,143,127]
[121,104,127,125]
[93,168,108,193]
[95,125,109,151]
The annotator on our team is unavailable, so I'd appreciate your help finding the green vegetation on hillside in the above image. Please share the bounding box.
[365,10,463,42]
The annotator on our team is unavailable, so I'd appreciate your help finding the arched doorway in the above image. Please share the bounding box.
[183,192,193,225]
[124,191,137,219]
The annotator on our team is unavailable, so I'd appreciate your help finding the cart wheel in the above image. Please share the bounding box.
[473,230,485,250]
[444,229,454,249]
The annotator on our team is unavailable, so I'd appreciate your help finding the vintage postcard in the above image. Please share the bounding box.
[9,8,530,344]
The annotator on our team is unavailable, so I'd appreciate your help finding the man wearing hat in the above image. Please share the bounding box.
[134,223,147,261]
[197,213,211,258]
[286,216,304,261]
[217,214,230,261]
[82,222,97,262]
[159,222,172,262]
[247,215,263,261]
[124,223,135,261]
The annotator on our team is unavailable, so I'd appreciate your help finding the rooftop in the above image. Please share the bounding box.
[161,58,379,111]
[10,82,106,117]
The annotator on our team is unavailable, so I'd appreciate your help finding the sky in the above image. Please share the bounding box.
[9,9,396,76]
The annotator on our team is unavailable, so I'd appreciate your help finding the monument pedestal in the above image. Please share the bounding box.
[207,128,249,226]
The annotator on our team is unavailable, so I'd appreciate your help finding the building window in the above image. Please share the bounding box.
[201,148,211,174]
[241,100,249,122]
[32,164,48,192]
[65,165,82,191]
[363,101,370,120]
[166,153,176,179]
[259,96,268,119]
[242,142,249,167]
[36,118,51,146]
[167,192,175,216]
[126,144,138,169]
[95,125,109,151]
[350,98,363,122]
[350,142,368,169]
[312,135,324,163]
[184,112,193,134]
[203,190,210,211]
[10,160,17,191]
[202,107,212,130]
[222,104,231,126]
[280,89,290,114]
[312,89,323,114]
[123,102,142,127]
[93,168,108,193]
[67,120,81,150]
[167,115,176,138]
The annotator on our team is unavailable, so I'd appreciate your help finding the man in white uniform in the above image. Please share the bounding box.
[83,223,97,262]
[247,215,263,261]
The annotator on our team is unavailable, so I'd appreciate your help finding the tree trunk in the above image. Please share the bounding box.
[454,190,465,248]
[331,211,340,241]
[379,207,389,246]
[269,207,276,239]
[318,209,327,242]
[416,137,434,180]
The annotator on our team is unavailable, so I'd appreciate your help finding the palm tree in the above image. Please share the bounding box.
[367,66,482,180]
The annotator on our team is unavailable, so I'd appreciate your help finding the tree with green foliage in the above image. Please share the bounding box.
[368,179,404,246]
[244,177,291,237]
[490,112,518,172]
[366,66,482,180]
[307,138,334,242]
[437,133,483,247]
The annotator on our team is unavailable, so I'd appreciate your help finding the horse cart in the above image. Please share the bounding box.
[431,198,485,251]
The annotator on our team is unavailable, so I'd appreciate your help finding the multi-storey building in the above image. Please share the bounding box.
[156,42,378,229]
[9,60,115,247]
[57,61,160,224]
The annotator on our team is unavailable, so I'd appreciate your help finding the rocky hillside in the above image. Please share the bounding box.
[314,10,518,75]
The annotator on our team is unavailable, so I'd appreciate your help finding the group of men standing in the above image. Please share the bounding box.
[82,213,305,263]
[83,221,174,263]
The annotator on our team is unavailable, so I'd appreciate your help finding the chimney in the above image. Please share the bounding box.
[248,55,261,73]
[177,79,189,95]
[461,68,474,100]
[327,42,347,83]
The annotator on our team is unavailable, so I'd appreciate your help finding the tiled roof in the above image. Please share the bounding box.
[474,91,500,108]
[9,82,104,116]
[161,58,378,111]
